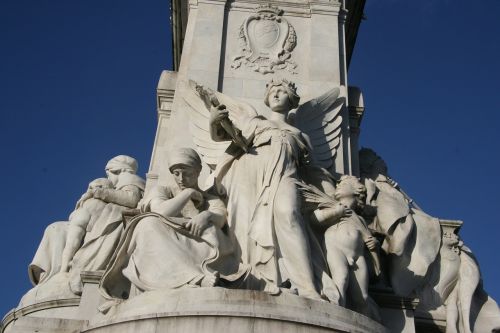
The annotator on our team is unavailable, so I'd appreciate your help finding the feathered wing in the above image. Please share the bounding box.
[294,86,346,169]
[181,80,258,169]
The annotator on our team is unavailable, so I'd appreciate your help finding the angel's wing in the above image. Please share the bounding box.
[182,80,258,169]
[294,86,345,169]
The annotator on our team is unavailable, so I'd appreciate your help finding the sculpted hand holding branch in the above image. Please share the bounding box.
[184,78,344,299]
[298,176,381,320]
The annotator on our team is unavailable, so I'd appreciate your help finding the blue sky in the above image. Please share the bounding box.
[0,0,499,316]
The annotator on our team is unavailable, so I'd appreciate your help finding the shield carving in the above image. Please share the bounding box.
[231,5,297,74]
[254,20,280,48]
[246,17,288,62]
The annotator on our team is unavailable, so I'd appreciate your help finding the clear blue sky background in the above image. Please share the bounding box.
[0,0,498,316]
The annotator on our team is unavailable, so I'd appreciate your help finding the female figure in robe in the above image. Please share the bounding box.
[207,79,325,299]
[67,155,145,294]
[100,148,245,310]
[20,155,144,305]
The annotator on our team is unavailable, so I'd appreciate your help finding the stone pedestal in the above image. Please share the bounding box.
[371,288,419,333]
[2,287,391,333]
[1,271,104,333]
[84,288,389,333]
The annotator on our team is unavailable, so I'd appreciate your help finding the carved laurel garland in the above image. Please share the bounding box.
[231,4,297,74]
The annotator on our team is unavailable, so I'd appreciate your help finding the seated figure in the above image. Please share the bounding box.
[67,155,145,294]
[21,155,144,305]
[311,175,381,321]
[99,148,246,311]
[59,178,114,273]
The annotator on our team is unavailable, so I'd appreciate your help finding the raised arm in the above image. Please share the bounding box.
[209,105,232,142]
[311,204,352,228]
[93,184,142,208]
[149,188,203,217]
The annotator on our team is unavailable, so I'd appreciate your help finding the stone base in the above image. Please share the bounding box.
[1,298,83,333]
[3,285,391,333]
[84,288,388,333]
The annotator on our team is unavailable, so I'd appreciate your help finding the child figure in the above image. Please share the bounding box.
[59,178,113,273]
[312,175,380,321]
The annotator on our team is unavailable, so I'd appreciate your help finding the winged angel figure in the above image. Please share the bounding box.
[182,78,345,300]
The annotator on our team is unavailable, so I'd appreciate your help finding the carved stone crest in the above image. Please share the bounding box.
[231,5,297,74]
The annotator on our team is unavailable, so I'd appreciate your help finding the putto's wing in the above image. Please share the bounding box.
[294,86,345,169]
[182,80,258,168]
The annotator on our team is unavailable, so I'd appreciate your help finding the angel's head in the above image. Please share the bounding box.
[167,148,202,190]
[359,148,388,180]
[264,78,300,113]
[334,175,366,210]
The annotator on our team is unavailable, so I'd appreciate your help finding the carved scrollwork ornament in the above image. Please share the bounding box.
[231,4,297,74]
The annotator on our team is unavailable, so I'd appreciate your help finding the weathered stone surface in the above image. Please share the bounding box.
[85,288,388,333]
[4,1,500,333]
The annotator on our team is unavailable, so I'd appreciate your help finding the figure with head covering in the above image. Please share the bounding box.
[21,155,145,305]
[99,148,246,311]
[59,178,113,273]
[67,155,145,294]
[73,155,144,209]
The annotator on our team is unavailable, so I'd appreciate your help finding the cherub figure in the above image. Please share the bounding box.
[311,175,381,320]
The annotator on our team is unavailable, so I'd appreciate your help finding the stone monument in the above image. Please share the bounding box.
[2,1,500,333]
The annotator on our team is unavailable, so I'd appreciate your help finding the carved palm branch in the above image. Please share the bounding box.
[296,181,338,209]
[293,87,345,169]
[182,80,257,169]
